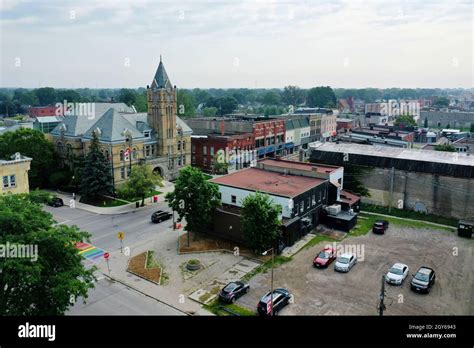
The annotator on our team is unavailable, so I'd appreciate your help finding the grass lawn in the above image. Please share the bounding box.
[80,196,129,207]
[117,189,162,203]
[241,255,292,282]
[204,299,256,316]
[203,174,213,180]
[302,234,337,250]
[349,213,454,237]
[361,204,458,227]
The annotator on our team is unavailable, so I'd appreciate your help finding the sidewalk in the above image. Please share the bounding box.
[53,181,175,215]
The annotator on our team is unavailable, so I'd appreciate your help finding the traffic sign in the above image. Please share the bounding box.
[104,252,110,260]
[117,232,125,240]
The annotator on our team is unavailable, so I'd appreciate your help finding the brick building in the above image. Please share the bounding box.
[191,132,255,173]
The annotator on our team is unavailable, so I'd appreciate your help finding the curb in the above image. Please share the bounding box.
[100,272,192,316]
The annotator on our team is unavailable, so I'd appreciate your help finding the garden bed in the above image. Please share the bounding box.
[127,251,163,284]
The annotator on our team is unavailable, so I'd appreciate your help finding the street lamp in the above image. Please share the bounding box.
[262,247,275,316]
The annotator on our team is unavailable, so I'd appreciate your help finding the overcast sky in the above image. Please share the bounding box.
[0,0,472,89]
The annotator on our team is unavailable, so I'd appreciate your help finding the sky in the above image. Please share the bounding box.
[0,0,472,89]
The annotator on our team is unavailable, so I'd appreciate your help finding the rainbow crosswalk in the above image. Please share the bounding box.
[75,242,107,263]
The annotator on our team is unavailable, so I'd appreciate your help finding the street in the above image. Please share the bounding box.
[67,276,185,315]
[44,201,173,252]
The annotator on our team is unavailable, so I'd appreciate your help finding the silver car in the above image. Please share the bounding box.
[385,263,409,285]
[334,253,357,272]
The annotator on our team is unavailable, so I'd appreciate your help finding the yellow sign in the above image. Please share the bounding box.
[117,232,125,240]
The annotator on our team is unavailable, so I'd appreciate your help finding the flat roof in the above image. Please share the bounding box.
[210,167,326,198]
[313,142,474,167]
[259,158,341,174]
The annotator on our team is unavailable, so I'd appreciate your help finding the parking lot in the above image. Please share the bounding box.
[237,225,473,315]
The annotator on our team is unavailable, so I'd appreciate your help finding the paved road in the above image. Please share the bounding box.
[44,202,174,252]
[67,276,185,315]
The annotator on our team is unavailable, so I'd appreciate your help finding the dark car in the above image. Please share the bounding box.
[372,220,389,234]
[218,281,249,303]
[410,266,436,293]
[257,288,292,316]
[151,210,172,223]
[48,197,64,207]
[313,247,336,268]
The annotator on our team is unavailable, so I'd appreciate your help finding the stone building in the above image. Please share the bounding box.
[51,58,192,187]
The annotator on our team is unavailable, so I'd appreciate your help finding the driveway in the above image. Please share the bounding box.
[237,226,473,315]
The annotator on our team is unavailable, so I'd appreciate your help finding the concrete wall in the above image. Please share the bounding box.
[359,167,474,219]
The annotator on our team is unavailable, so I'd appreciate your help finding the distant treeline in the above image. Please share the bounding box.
[0,86,470,117]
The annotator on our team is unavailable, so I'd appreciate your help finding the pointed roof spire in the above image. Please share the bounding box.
[151,55,172,89]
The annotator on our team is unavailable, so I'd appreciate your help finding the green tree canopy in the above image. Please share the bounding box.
[0,128,58,188]
[177,90,196,117]
[394,114,416,127]
[0,194,95,315]
[206,97,238,115]
[306,86,337,108]
[165,166,221,234]
[282,85,306,108]
[241,192,282,252]
[79,131,113,200]
[119,163,163,206]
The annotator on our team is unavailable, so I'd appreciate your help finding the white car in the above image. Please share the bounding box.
[334,253,357,272]
[385,263,409,285]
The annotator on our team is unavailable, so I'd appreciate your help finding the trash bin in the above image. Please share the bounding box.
[153,195,158,203]
[136,202,140,208]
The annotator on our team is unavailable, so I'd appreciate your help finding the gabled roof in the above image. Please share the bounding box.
[83,108,144,142]
[151,57,172,89]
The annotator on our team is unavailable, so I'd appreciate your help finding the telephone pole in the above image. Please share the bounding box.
[378,275,386,316]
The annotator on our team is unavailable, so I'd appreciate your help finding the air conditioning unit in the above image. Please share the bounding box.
[327,204,341,216]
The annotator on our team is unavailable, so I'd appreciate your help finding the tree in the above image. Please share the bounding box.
[282,85,305,107]
[306,86,337,108]
[470,123,474,133]
[0,194,95,315]
[433,96,449,108]
[133,92,147,112]
[206,97,238,115]
[434,144,455,152]
[34,87,57,105]
[261,91,281,106]
[177,90,196,117]
[119,163,163,206]
[118,88,137,106]
[203,107,218,117]
[241,192,282,253]
[394,114,416,127]
[79,131,113,200]
[212,154,228,174]
[0,128,58,188]
[423,117,428,128]
[165,167,221,243]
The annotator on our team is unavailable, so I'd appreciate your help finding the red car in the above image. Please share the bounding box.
[313,247,336,268]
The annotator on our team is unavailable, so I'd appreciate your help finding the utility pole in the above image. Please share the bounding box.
[388,166,395,213]
[378,275,386,316]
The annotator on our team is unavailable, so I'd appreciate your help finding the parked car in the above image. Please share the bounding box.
[385,263,409,285]
[218,281,249,303]
[151,210,172,223]
[313,247,337,268]
[334,253,357,272]
[48,197,64,207]
[257,288,292,316]
[372,220,389,234]
[410,266,436,293]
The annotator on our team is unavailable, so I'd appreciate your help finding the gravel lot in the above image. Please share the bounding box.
[237,225,473,315]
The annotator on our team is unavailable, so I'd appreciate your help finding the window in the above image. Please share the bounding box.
[120,150,124,161]
[300,201,304,214]
[120,167,125,179]
[177,141,181,151]
[151,145,155,155]
[127,167,131,177]
[203,146,207,155]
[3,175,15,189]
[133,147,138,160]
[210,147,214,156]
[312,194,316,206]
[178,156,182,166]
[192,144,196,153]
[231,195,237,204]
[57,141,64,155]
[145,145,151,157]
[182,155,186,165]
[144,131,150,138]
[182,141,186,151]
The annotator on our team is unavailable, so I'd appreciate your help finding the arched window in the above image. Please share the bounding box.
[120,150,124,161]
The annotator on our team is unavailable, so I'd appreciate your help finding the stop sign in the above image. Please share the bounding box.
[104,252,110,260]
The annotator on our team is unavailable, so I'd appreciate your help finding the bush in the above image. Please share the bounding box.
[28,189,53,204]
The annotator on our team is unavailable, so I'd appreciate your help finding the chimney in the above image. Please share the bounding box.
[220,119,225,136]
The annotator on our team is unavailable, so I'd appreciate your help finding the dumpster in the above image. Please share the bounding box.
[458,220,474,238]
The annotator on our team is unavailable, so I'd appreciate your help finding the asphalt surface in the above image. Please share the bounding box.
[44,203,182,315]
[67,276,185,315]
[44,202,174,252]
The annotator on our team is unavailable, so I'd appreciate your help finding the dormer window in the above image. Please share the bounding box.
[144,131,150,138]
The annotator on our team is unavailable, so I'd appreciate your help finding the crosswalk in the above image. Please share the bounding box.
[75,242,107,263]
